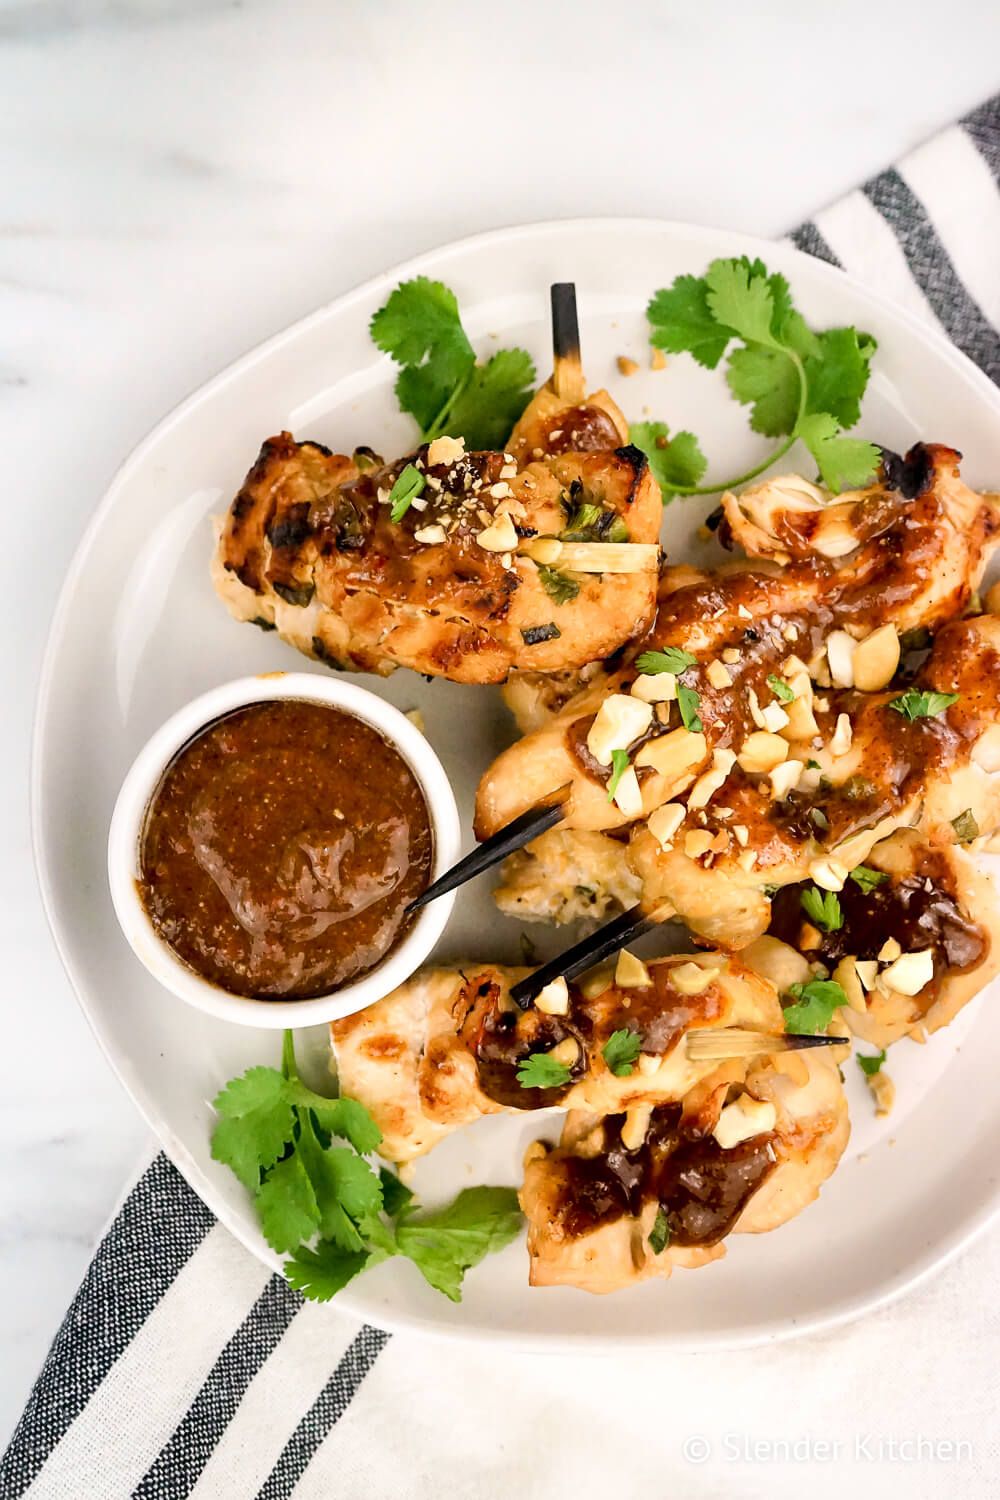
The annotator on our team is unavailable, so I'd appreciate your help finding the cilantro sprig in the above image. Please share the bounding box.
[211,1032,521,1303]
[635,256,880,499]
[602,1028,642,1077]
[857,1048,887,1078]
[888,689,960,721]
[850,865,888,894]
[636,646,697,675]
[783,979,848,1035]
[516,1051,573,1089]
[370,277,535,449]
[800,886,843,933]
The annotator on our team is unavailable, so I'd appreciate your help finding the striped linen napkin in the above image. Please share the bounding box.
[4,92,1000,1500]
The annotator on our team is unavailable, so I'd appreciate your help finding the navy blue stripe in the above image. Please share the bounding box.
[0,1154,215,1499]
[133,1275,302,1499]
[864,166,1000,382]
[255,1326,389,1500]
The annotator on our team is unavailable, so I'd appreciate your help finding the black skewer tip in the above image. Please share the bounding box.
[781,1033,846,1049]
[509,902,673,1010]
[406,787,571,915]
[550,283,581,368]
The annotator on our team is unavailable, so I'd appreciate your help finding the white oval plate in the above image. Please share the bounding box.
[33,219,1000,1351]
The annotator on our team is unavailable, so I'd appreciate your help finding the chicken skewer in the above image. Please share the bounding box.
[330,952,839,1165]
[521,1036,849,1293]
[213,286,661,684]
[475,450,1000,995]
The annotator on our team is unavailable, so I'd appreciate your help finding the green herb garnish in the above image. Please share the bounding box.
[783,979,848,1035]
[952,809,979,844]
[602,1028,642,1077]
[767,674,796,703]
[370,277,535,449]
[800,886,843,933]
[648,1208,671,1255]
[850,865,888,894]
[212,1032,521,1303]
[560,501,629,544]
[538,565,580,605]
[516,1051,573,1090]
[857,1048,887,1078]
[628,421,708,503]
[677,683,703,733]
[888,689,959,721]
[635,646,697,675]
[388,463,426,523]
[638,256,879,498]
[607,749,631,804]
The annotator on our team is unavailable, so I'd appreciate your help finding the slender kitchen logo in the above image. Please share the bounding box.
[682,1433,974,1465]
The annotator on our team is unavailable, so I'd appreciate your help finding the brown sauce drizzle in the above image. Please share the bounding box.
[769,861,986,974]
[557,1106,776,1247]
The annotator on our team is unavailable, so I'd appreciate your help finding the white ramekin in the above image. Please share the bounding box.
[107,672,460,1028]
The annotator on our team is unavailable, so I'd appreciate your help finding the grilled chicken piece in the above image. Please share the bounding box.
[721,445,999,632]
[494,828,641,925]
[477,447,1000,946]
[521,1044,848,1293]
[213,435,661,683]
[747,829,1000,1050]
[331,954,784,1164]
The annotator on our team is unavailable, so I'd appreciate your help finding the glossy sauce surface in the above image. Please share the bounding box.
[139,701,432,999]
[558,1106,776,1247]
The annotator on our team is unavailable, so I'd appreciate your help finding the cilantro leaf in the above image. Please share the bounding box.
[388,464,426,523]
[804,327,876,428]
[636,646,697,675]
[296,1093,383,1156]
[256,1152,321,1254]
[516,1052,572,1089]
[850,865,888,894]
[370,277,473,383]
[446,348,535,450]
[800,886,843,933]
[705,257,780,349]
[379,1167,414,1218]
[888,689,959,721]
[538,565,580,606]
[648,1208,671,1255]
[602,1028,642,1077]
[394,1187,523,1302]
[796,413,880,493]
[677,683,703,733]
[726,344,800,437]
[952,809,979,843]
[283,1243,376,1302]
[629,421,708,502]
[783,979,848,1035]
[644,256,879,498]
[210,1067,295,1192]
[370,277,533,448]
[646,275,733,368]
[767,674,795,703]
[606,749,631,804]
[857,1048,887,1078]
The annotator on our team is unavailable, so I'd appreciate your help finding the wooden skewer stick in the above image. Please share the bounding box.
[550,283,586,405]
[509,902,677,1010]
[686,1028,846,1061]
[406,786,571,914]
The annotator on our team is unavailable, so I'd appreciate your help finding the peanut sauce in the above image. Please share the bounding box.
[770,863,986,978]
[139,700,433,999]
[556,1106,776,1247]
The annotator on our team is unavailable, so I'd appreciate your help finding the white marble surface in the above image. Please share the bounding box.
[2,0,999,1453]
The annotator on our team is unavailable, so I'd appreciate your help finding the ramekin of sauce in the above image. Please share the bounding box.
[108,674,460,1027]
